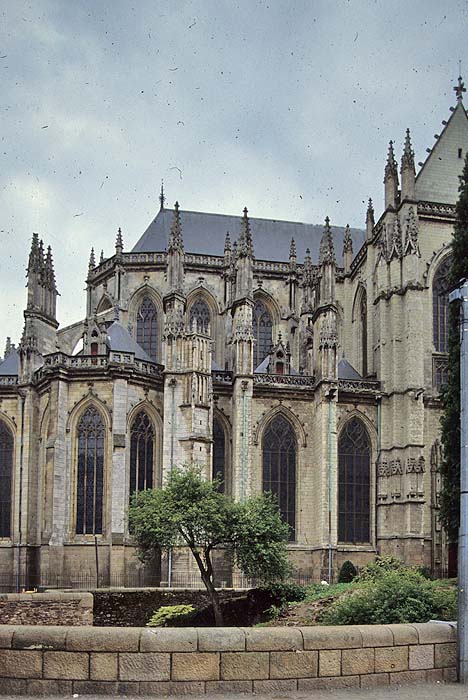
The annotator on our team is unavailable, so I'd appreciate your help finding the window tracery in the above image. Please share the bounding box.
[136,297,158,361]
[253,300,273,368]
[338,417,371,543]
[129,411,155,497]
[262,414,296,539]
[433,257,451,354]
[0,420,13,538]
[190,299,211,334]
[76,406,105,535]
[213,417,226,492]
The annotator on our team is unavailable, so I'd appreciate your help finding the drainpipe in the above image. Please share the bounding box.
[241,381,248,503]
[326,387,336,583]
[16,392,26,592]
[375,395,382,553]
[168,378,176,588]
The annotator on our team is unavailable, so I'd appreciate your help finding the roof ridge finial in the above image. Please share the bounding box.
[454,69,466,103]
[159,180,165,211]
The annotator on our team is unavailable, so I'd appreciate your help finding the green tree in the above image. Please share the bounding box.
[128,466,290,625]
[440,152,468,542]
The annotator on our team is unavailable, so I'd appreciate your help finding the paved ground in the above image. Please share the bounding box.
[3,685,468,700]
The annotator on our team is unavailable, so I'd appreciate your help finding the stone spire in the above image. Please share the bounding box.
[384,140,399,209]
[168,201,184,253]
[159,180,166,211]
[366,198,375,240]
[454,73,466,103]
[167,202,185,290]
[319,217,335,265]
[224,232,231,264]
[289,237,297,268]
[343,224,353,274]
[238,207,253,258]
[27,233,42,275]
[88,247,96,272]
[401,128,415,200]
[115,227,123,256]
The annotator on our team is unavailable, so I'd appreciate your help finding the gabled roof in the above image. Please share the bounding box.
[132,208,365,264]
[415,101,468,204]
[338,357,361,380]
[106,322,152,362]
[0,350,19,376]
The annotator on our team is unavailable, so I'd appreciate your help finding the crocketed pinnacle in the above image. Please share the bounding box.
[289,237,297,259]
[319,216,335,265]
[224,232,231,253]
[238,206,253,257]
[401,128,415,171]
[343,224,353,255]
[159,180,165,211]
[45,245,57,291]
[100,249,104,264]
[366,198,375,224]
[168,201,184,252]
[27,233,43,275]
[115,227,123,253]
[88,247,96,270]
[384,140,398,181]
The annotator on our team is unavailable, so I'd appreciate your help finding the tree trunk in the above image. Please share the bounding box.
[192,549,224,626]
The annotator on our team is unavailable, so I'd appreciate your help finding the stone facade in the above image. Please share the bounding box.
[0,82,468,587]
[0,592,93,626]
[0,622,458,694]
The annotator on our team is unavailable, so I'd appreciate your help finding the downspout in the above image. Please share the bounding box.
[168,377,176,587]
[327,387,336,583]
[376,396,382,553]
[17,393,26,592]
[241,381,247,503]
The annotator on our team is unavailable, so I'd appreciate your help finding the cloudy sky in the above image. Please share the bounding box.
[1,0,467,346]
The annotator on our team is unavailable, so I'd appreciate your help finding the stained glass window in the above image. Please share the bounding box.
[136,297,158,361]
[433,257,451,353]
[0,420,13,538]
[213,418,226,491]
[262,415,296,539]
[190,299,211,334]
[338,418,371,543]
[76,406,105,535]
[254,300,273,368]
[361,291,368,377]
[130,411,154,497]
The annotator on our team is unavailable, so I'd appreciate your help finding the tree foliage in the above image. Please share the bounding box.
[128,466,290,625]
[440,152,468,542]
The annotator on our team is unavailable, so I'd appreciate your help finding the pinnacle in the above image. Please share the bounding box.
[385,140,398,180]
[168,200,184,252]
[238,206,253,258]
[289,237,297,259]
[343,224,353,255]
[401,128,415,171]
[88,247,96,270]
[319,217,335,265]
[224,232,231,252]
[115,227,123,251]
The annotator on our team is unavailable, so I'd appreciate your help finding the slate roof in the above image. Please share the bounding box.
[0,350,19,376]
[338,357,362,380]
[106,322,152,362]
[132,208,365,264]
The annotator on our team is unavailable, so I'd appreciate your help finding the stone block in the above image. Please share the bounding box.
[390,624,419,645]
[221,651,269,680]
[172,652,219,681]
[140,681,206,695]
[199,627,245,652]
[302,625,362,650]
[443,666,458,682]
[119,652,170,681]
[90,652,118,680]
[342,648,374,675]
[140,627,197,652]
[270,650,318,679]
[43,650,89,680]
[72,680,119,695]
[426,668,444,682]
[66,626,140,652]
[27,680,73,696]
[358,625,394,647]
[360,673,390,688]
[298,675,360,690]
[319,649,341,677]
[117,681,140,695]
[375,646,408,672]
[0,678,27,694]
[246,627,302,651]
[412,622,456,644]
[0,627,14,649]
[13,626,67,650]
[435,642,457,668]
[206,680,253,694]
[389,670,427,684]
[254,679,298,693]
[409,644,434,670]
[0,649,42,678]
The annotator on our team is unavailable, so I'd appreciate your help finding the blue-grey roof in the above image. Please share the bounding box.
[338,358,361,380]
[0,350,19,376]
[132,208,365,263]
[106,322,152,362]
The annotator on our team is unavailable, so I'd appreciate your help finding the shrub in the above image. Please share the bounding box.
[338,560,357,583]
[322,569,456,625]
[146,604,196,627]
[260,581,307,605]
[357,555,406,582]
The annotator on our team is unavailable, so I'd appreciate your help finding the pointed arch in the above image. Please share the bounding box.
[254,404,307,448]
[0,418,14,538]
[338,416,371,544]
[262,413,296,539]
[96,294,113,314]
[75,405,106,535]
[253,298,273,368]
[212,410,231,494]
[432,254,452,354]
[129,411,155,496]
[128,286,163,362]
[352,284,368,377]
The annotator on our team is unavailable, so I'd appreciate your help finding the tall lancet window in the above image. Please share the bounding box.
[433,257,451,353]
[213,417,226,492]
[130,411,155,497]
[0,420,13,538]
[360,291,368,377]
[76,406,105,535]
[190,299,211,334]
[338,417,371,544]
[136,297,158,361]
[262,415,296,540]
[253,300,273,368]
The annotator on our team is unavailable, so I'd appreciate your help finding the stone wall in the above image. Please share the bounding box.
[0,622,457,695]
[0,592,93,626]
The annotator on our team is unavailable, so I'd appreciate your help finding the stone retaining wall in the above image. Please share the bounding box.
[0,622,457,695]
[0,592,93,626]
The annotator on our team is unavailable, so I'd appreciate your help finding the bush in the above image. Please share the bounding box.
[338,560,357,583]
[260,581,307,605]
[322,569,456,625]
[146,604,196,627]
[357,555,406,582]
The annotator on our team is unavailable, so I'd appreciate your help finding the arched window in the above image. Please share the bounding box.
[213,417,226,492]
[253,300,273,368]
[136,297,158,361]
[360,291,368,377]
[0,420,13,538]
[338,417,371,544]
[262,415,296,539]
[190,299,211,334]
[130,411,155,497]
[76,406,105,535]
[433,257,451,353]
